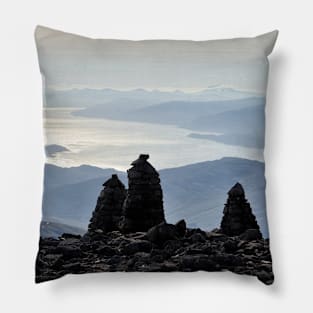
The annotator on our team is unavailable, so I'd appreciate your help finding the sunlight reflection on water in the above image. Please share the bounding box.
[44,107,263,170]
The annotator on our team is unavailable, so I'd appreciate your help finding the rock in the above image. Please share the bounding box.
[180,255,217,271]
[96,245,117,256]
[220,183,261,237]
[213,253,243,267]
[175,219,187,237]
[44,254,63,269]
[223,239,238,253]
[122,240,152,255]
[120,154,165,232]
[256,270,274,285]
[55,246,81,259]
[206,231,227,241]
[35,161,272,285]
[189,232,206,243]
[62,262,81,272]
[163,240,183,255]
[60,233,81,239]
[239,229,262,241]
[88,174,126,233]
[160,261,178,271]
[107,255,123,265]
[146,222,178,245]
[36,226,273,284]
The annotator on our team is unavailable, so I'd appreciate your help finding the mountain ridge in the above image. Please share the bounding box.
[42,157,268,238]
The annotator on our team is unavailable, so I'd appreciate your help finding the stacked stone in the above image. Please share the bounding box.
[220,182,261,237]
[120,154,165,232]
[88,174,126,233]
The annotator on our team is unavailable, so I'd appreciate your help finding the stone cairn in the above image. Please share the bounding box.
[88,174,126,233]
[220,182,261,236]
[120,154,165,232]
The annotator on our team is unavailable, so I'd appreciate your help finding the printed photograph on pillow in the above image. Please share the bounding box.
[35,26,278,284]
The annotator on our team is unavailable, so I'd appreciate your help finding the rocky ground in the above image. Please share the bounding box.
[36,222,274,285]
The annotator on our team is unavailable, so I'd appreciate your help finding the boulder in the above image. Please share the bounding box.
[239,229,262,241]
[146,221,187,245]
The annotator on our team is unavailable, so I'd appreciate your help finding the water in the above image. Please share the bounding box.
[44,107,263,170]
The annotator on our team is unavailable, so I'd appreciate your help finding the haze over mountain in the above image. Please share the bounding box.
[45,87,261,108]
[75,97,263,125]
[44,163,120,189]
[186,104,265,148]
[41,157,268,238]
[45,144,69,158]
[40,221,85,238]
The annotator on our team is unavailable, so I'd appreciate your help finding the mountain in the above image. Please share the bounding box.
[42,164,126,229]
[41,158,268,237]
[45,87,260,108]
[160,158,267,236]
[188,132,264,149]
[40,220,85,238]
[45,144,69,157]
[45,88,184,107]
[74,97,264,126]
[185,104,265,133]
[185,104,265,149]
[43,163,119,189]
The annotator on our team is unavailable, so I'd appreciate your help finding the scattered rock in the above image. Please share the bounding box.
[122,240,152,255]
[223,239,238,253]
[180,255,217,271]
[239,229,262,241]
[36,226,273,284]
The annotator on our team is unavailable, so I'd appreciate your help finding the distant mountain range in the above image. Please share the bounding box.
[73,96,265,149]
[46,87,265,150]
[41,157,268,238]
[40,221,85,238]
[186,104,265,148]
[73,96,264,126]
[45,144,69,158]
[45,87,261,107]
[184,104,265,133]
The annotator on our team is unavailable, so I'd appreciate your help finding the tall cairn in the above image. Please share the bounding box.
[220,182,261,236]
[88,174,126,233]
[120,154,165,232]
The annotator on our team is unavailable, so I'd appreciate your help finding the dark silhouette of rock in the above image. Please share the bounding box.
[36,225,273,284]
[175,219,187,237]
[220,182,261,236]
[146,220,187,245]
[120,154,165,232]
[35,159,273,285]
[239,228,262,241]
[88,174,126,233]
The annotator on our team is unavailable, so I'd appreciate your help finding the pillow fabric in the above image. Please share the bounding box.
[35,26,278,284]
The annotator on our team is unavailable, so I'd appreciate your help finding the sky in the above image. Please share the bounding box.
[35,26,271,93]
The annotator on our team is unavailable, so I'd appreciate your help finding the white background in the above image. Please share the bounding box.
[0,0,312,312]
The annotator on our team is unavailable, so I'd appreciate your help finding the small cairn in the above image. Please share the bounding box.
[88,174,126,233]
[220,182,261,237]
[120,154,165,232]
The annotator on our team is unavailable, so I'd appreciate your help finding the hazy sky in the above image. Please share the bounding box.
[36,26,273,93]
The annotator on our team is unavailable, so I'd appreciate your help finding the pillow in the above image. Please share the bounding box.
[35,26,278,284]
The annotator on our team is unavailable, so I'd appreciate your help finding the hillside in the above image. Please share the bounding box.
[42,157,268,237]
[74,97,264,127]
